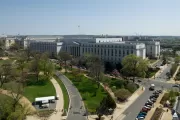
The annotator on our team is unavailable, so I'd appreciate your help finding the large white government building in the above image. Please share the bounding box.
[1,35,160,63]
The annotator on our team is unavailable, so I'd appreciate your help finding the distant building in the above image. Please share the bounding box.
[62,38,146,64]
[29,40,62,57]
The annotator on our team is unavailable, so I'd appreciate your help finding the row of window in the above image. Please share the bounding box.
[81,44,134,49]
[82,48,134,56]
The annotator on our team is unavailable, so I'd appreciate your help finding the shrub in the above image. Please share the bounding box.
[125,83,138,93]
[170,64,178,76]
[26,75,48,86]
[114,89,131,102]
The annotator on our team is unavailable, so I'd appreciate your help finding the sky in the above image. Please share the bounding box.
[0,0,180,35]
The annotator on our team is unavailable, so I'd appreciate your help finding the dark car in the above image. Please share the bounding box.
[173,84,180,87]
[150,94,159,98]
[145,102,153,106]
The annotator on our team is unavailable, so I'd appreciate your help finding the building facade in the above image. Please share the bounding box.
[62,38,146,64]
[29,41,63,57]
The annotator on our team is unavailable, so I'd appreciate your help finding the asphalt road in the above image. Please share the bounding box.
[156,64,172,81]
[55,72,87,120]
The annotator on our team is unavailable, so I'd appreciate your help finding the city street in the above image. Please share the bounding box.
[122,63,177,120]
[55,72,87,120]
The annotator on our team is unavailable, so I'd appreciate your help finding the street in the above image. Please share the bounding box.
[55,72,87,120]
[122,63,177,120]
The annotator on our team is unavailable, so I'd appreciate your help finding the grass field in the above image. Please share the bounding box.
[53,75,69,111]
[65,72,107,113]
[23,75,56,102]
[0,59,13,65]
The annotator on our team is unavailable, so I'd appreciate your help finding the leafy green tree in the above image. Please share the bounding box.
[40,52,49,76]
[121,54,148,82]
[0,62,13,87]
[58,51,72,72]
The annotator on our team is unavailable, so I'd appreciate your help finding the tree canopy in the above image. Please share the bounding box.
[121,54,148,81]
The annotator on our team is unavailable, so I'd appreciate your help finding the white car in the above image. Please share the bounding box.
[148,99,154,103]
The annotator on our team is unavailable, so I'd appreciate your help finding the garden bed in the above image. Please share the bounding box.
[160,91,179,108]
[151,108,164,120]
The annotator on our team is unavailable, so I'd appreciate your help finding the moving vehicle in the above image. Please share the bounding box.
[173,84,180,88]
[149,84,155,91]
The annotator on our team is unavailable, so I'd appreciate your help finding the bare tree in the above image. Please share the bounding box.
[30,53,41,81]
[88,55,104,88]
[58,51,72,72]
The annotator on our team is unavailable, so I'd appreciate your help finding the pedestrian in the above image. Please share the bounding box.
[167,109,169,112]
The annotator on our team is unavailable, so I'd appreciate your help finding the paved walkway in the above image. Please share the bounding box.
[168,65,180,84]
[48,77,64,120]
[160,108,172,120]
[113,86,145,120]
[0,89,36,114]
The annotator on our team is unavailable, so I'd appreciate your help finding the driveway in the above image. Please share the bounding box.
[55,72,87,120]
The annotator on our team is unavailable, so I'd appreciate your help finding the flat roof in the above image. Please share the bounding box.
[35,96,55,102]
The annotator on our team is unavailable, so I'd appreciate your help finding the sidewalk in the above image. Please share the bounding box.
[145,92,164,120]
[113,86,145,120]
[48,77,64,120]
[160,108,172,120]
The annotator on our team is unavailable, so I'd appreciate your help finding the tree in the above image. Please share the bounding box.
[9,43,20,51]
[0,62,12,88]
[121,54,148,82]
[114,89,131,102]
[111,69,120,77]
[40,52,49,76]
[30,53,41,81]
[58,51,72,72]
[16,52,27,76]
[175,56,180,64]
[88,55,104,88]
[9,83,23,112]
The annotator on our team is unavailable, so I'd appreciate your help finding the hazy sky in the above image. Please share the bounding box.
[0,0,180,35]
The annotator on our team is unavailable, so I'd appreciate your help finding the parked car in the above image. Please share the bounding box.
[143,106,151,110]
[150,94,159,98]
[148,99,154,103]
[139,112,147,115]
[141,107,149,112]
[157,90,162,93]
[145,105,152,108]
[145,102,153,106]
[150,98,156,102]
[137,116,145,119]
[137,114,146,118]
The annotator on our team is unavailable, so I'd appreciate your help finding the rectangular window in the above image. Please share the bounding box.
[101,49,103,55]
[111,49,113,56]
[104,49,106,56]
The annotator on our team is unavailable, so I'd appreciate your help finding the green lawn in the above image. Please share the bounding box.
[0,59,13,65]
[65,72,107,113]
[0,94,13,102]
[23,75,56,102]
[53,75,69,111]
